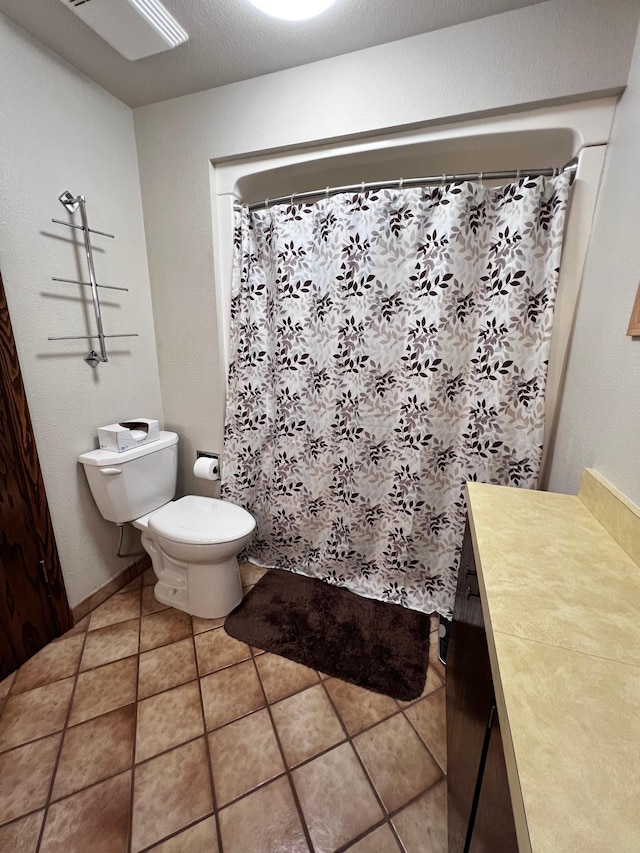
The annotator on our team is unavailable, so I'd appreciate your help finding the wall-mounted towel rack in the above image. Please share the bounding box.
[48,191,138,368]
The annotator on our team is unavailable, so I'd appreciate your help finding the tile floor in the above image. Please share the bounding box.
[0,563,447,853]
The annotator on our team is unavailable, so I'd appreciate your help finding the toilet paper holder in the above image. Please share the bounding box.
[195,450,220,480]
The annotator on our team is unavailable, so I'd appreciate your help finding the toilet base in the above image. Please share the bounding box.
[141,533,244,619]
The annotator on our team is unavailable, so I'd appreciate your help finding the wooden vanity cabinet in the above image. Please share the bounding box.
[446,521,518,853]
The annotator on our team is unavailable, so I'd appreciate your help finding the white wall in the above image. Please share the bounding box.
[134,0,639,497]
[547,24,640,505]
[0,15,162,608]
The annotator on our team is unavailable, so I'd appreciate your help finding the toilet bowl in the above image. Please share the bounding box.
[78,431,256,619]
[133,496,255,619]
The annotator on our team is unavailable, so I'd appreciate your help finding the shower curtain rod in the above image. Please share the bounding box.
[244,157,578,212]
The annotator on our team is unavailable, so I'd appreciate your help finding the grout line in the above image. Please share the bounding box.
[190,615,224,853]
[318,678,392,825]
[401,685,447,774]
[34,614,91,853]
[249,644,317,853]
[135,814,216,853]
[126,581,144,852]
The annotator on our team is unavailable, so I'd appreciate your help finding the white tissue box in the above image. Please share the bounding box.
[97,419,160,452]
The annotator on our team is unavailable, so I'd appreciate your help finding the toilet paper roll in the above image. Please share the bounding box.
[193,457,219,480]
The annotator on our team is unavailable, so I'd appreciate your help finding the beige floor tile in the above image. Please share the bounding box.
[89,590,142,632]
[346,823,402,852]
[208,708,284,807]
[142,586,170,616]
[404,687,447,771]
[191,615,225,634]
[148,815,219,852]
[52,705,135,801]
[136,681,204,762]
[255,652,319,703]
[194,627,251,676]
[391,779,447,853]
[0,671,16,700]
[10,635,84,695]
[131,738,213,852]
[80,618,140,671]
[0,809,44,853]
[69,656,138,725]
[0,677,74,752]
[218,776,309,853]
[200,659,265,731]
[354,714,443,814]
[396,666,443,708]
[40,771,131,853]
[137,638,198,700]
[0,733,61,825]
[239,562,267,586]
[292,742,383,853]
[324,677,399,735]
[271,684,345,767]
[140,609,192,653]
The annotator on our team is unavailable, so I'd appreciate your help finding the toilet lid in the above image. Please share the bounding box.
[148,496,256,545]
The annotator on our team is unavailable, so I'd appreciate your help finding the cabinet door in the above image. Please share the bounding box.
[446,521,494,853]
[469,707,519,853]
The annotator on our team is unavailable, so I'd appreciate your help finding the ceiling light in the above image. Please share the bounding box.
[58,0,189,61]
[248,0,338,21]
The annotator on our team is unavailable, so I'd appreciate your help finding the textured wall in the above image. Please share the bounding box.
[133,0,640,497]
[547,25,640,505]
[0,15,162,607]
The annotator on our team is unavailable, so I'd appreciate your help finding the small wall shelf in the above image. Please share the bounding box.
[48,191,138,368]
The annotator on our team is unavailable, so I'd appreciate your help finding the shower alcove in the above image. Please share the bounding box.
[211,96,617,485]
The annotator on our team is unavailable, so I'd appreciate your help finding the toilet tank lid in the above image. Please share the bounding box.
[78,431,178,466]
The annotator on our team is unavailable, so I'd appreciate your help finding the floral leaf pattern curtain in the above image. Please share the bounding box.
[222,175,571,617]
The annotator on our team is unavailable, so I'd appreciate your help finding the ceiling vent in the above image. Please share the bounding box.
[58,0,189,61]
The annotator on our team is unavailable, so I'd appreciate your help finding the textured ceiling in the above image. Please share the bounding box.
[0,0,549,108]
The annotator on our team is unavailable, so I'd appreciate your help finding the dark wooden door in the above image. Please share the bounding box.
[446,521,495,853]
[0,271,71,679]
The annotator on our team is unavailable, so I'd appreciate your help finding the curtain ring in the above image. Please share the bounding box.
[325,186,330,199]
[265,198,270,208]
[478,172,483,184]
[399,177,404,191]
[290,192,296,206]
[441,174,446,186]
[553,167,558,178]
[360,182,365,194]
[516,169,521,181]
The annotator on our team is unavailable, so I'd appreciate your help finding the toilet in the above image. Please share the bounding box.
[78,431,256,619]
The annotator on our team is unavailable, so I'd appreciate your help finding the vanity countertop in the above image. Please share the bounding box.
[466,470,640,853]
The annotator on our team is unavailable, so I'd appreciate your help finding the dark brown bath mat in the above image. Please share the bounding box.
[225,568,431,701]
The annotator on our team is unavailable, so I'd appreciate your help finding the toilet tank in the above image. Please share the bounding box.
[78,431,179,524]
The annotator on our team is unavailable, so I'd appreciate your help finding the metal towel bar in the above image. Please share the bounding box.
[48,191,138,368]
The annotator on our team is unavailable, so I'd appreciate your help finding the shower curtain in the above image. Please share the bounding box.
[222,174,571,617]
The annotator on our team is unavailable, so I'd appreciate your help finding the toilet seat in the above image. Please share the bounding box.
[148,495,255,545]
